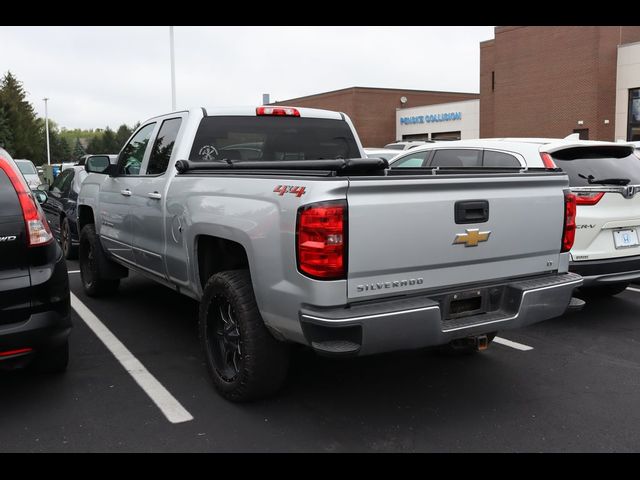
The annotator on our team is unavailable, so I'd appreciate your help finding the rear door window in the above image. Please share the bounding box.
[146,118,182,175]
[551,147,640,186]
[429,149,481,167]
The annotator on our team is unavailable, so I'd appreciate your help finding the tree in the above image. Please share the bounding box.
[101,127,118,153]
[0,71,42,160]
[115,124,133,151]
[73,138,86,160]
[86,134,104,154]
[0,105,13,151]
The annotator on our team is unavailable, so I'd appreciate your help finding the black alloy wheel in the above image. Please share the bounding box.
[207,294,243,382]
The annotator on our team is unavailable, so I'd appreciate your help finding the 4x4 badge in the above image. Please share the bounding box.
[453,228,491,247]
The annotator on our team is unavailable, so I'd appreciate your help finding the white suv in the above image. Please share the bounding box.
[389,138,640,297]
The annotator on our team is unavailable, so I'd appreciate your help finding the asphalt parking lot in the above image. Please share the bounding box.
[2,261,640,452]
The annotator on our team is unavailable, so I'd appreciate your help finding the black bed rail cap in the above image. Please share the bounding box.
[174,158,389,175]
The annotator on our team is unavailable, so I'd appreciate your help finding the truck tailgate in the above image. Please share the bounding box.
[346,173,568,300]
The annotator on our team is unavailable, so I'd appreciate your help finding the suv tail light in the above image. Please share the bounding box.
[256,106,300,117]
[562,190,577,252]
[540,152,557,169]
[296,201,346,280]
[0,156,53,247]
[574,191,604,206]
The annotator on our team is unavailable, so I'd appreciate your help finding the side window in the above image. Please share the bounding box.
[391,151,429,168]
[51,169,73,194]
[483,150,521,167]
[50,170,66,193]
[61,169,75,193]
[118,123,156,176]
[146,118,182,175]
[430,149,481,167]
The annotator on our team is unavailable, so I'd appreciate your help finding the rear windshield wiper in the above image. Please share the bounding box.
[578,174,630,186]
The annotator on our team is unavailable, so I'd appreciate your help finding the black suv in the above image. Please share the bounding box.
[0,148,71,371]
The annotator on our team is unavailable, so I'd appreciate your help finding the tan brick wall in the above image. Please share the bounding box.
[480,26,640,141]
[274,87,478,147]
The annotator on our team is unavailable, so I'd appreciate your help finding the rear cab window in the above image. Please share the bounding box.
[189,116,360,162]
[551,146,640,186]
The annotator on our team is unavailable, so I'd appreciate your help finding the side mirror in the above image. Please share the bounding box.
[34,190,48,205]
[85,155,112,174]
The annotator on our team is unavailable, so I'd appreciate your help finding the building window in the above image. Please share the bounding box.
[431,131,461,141]
[628,88,640,141]
[573,128,589,140]
[402,133,430,141]
[491,71,495,92]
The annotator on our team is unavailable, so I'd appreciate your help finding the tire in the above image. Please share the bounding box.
[580,283,629,298]
[61,217,78,260]
[31,340,69,373]
[199,269,289,402]
[79,224,120,297]
[437,332,497,356]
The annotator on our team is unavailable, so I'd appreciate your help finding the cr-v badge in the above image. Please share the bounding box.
[453,228,491,247]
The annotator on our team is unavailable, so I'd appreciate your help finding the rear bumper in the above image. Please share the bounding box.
[570,255,640,287]
[299,272,582,357]
[0,309,71,354]
[0,245,71,361]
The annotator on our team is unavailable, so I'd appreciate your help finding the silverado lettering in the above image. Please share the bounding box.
[357,278,424,292]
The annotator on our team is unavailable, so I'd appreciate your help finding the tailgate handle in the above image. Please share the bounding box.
[455,200,489,224]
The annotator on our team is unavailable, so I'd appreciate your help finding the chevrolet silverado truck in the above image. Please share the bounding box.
[77,106,582,401]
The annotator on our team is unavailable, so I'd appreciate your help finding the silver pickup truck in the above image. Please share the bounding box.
[77,106,582,401]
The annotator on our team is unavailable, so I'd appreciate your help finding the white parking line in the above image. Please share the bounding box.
[493,336,534,351]
[70,293,194,424]
[626,287,640,294]
[68,270,80,274]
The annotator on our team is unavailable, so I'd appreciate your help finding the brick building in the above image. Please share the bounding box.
[272,87,478,147]
[480,26,640,141]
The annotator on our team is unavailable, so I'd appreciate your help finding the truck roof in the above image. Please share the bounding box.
[147,106,344,122]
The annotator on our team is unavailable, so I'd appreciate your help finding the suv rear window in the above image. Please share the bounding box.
[551,147,640,186]
[189,116,360,162]
[0,169,21,216]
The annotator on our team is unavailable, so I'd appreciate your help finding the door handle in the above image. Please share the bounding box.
[147,192,162,200]
[120,189,132,197]
[455,200,489,224]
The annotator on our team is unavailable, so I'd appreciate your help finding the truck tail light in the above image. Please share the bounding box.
[540,152,557,169]
[296,201,346,280]
[256,106,300,117]
[574,192,604,206]
[0,156,53,247]
[562,190,577,253]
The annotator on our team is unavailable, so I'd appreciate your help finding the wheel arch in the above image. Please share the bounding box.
[196,235,251,289]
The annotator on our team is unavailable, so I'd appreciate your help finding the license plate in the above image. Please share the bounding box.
[613,229,639,249]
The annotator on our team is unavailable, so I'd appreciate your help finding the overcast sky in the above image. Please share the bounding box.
[1,26,495,130]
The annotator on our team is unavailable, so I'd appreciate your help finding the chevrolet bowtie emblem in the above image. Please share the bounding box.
[453,228,491,247]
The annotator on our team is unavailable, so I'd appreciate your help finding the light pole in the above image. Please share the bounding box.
[43,97,51,166]
[169,26,176,110]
